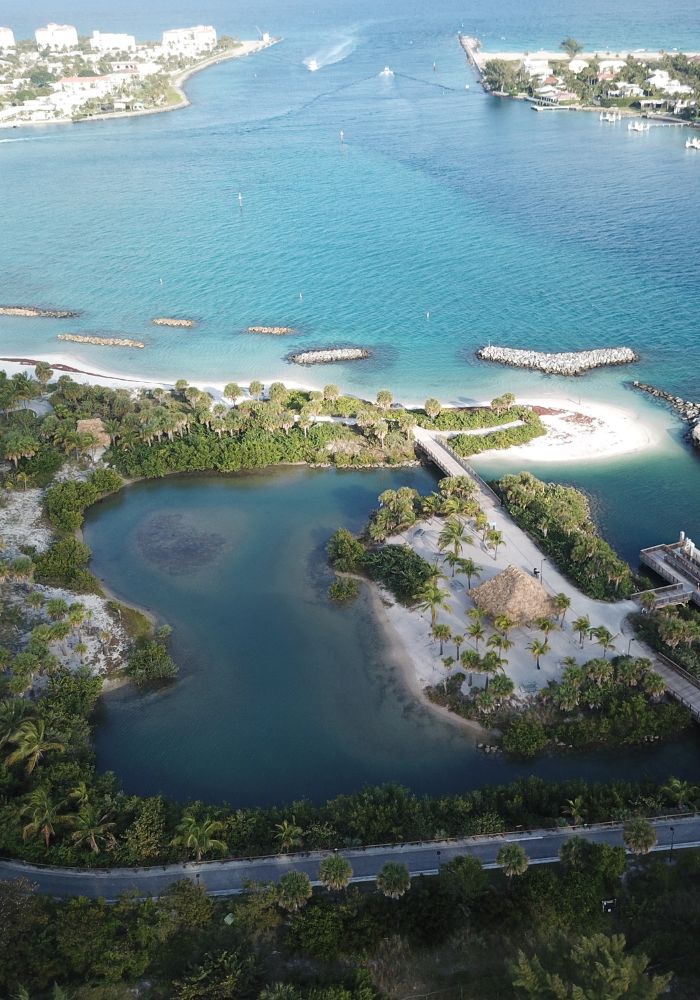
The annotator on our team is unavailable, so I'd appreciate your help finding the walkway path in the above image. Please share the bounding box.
[0,817,696,900]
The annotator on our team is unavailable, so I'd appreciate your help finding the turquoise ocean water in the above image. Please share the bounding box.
[1,0,699,550]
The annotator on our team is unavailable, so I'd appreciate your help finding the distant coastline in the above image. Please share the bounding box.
[0,37,280,131]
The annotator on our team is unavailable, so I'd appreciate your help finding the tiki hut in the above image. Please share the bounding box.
[469,565,555,625]
[76,418,110,449]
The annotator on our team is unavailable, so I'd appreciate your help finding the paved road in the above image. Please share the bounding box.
[1,817,698,901]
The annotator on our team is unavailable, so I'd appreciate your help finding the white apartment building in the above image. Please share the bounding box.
[522,57,552,79]
[0,26,16,49]
[35,23,79,50]
[91,30,136,53]
[161,25,217,57]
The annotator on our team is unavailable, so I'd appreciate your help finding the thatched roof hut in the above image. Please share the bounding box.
[76,418,110,449]
[469,565,555,624]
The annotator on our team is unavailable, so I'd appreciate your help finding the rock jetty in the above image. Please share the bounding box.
[58,334,145,349]
[152,317,196,328]
[248,326,297,335]
[476,345,638,375]
[632,380,700,448]
[0,305,81,319]
[289,348,370,365]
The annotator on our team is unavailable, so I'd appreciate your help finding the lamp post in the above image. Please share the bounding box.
[627,637,636,656]
[436,849,441,872]
[540,557,546,584]
[669,825,675,865]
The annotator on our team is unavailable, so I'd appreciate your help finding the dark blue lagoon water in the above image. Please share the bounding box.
[86,469,700,806]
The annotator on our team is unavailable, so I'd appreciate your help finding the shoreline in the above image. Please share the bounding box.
[368,583,491,740]
[0,38,280,132]
[0,356,666,465]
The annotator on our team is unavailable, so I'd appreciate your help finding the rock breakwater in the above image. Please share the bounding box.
[476,345,638,375]
[248,326,297,335]
[152,317,196,328]
[58,334,145,349]
[289,347,371,365]
[0,305,81,319]
[632,380,700,448]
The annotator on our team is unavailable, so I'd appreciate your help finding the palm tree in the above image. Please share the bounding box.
[432,623,452,655]
[486,528,504,560]
[623,817,657,855]
[275,817,304,853]
[460,649,481,686]
[441,655,456,691]
[553,593,572,623]
[443,550,462,577]
[487,632,513,658]
[457,558,482,588]
[590,626,617,659]
[535,616,557,639]
[171,811,228,861]
[5,719,65,774]
[497,844,529,884]
[21,787,73,848]
[563,796,586,825]
[438,517,470,558]
[70,804,117,854]
[490,672,515,704]
[661,776,696,810]
[494,614,515,638]
[0,699,34,750]
[467,621,486,652]
[453,633,464,660]
[376,861,410,899]
[527,638,550,671]
[417,582,452,628]
[572,615,591,648]
[277,871,312,912]
[319,853,353,892]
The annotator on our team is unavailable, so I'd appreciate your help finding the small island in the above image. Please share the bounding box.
[0,304,81,318]
[152,317,196,328]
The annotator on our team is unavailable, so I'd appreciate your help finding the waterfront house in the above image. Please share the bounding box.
[161,26,217,57]
[568,57,589,73]
[522,56,552,79]
[599,58,627,73]
[35,23,79,50]
[90,30,137,53]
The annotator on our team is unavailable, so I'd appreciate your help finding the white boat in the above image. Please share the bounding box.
[686,136,700,150]
[628,121,650,132]
[306,58,319,72]
[599,110,619,123]
[379,66,394,77]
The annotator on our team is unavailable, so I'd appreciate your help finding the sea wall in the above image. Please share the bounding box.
[476,345,638,375]
[152,317,196,328]
[248,326,297,335]
[58,334,145,349]
[632,380,700,447]
[0,305,81,319]
[289,348,370,365]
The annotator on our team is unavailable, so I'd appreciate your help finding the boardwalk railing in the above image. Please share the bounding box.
[415,434,503,507]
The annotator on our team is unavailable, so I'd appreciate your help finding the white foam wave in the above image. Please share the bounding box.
[303,35,357,72]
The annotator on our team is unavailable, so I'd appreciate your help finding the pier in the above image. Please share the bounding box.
[640,533,700,609]
[458,34,486,86]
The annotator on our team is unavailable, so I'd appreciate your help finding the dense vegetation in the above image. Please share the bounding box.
[495,472,634,600]
[427,654,689,756]
[634,604,700,679]
[6,833,700,998]
[449,407,545,458]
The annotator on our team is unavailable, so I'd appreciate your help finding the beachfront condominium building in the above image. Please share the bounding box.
[0,26,16,49]
[161,25,217,57]
[90,30,137,53]
[35,23,79,50]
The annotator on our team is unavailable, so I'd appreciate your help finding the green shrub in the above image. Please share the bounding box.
[327,528,365,572]
[362,544,435,603]
[44,468,123,532]
[126,642,178,685]
[34,537,102,593]
[328,578,360,602]
[501,718,549,757]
